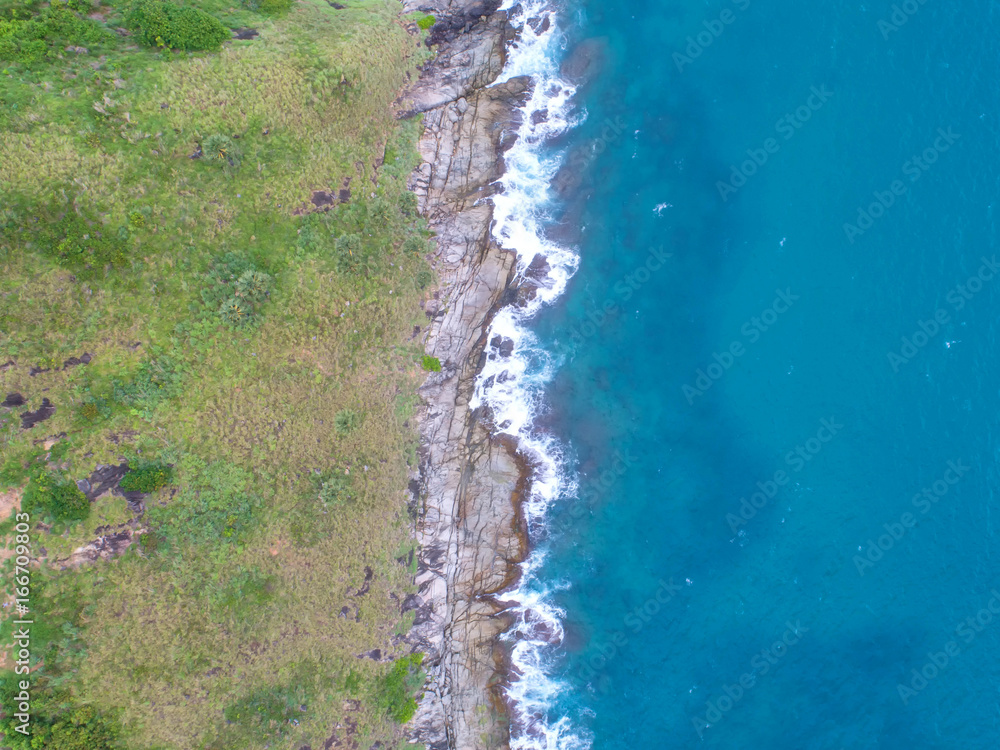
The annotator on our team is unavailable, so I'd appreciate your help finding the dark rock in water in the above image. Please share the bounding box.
[560,37,607,85]
[526,15,550,34]
[62,352,92,369]
[530,109,548,125]
[232,27,258,39]
[498,338,514,357]
[20,398,55,428]
[496,370,509,384]
[524,253,550,280]
[490,335,502,349]
[2,393,25,408]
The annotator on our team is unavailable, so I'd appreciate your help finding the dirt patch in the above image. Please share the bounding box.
[232,27,259,39]
[0,487,23,523]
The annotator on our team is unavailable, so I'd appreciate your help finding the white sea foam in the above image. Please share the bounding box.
[469,1,589,748]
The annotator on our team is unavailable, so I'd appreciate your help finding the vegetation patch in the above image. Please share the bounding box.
[0,0,434,745]
[118,460,173,493]
[21,468,90,522]
[375,653,425,724]
[125,0,229,51]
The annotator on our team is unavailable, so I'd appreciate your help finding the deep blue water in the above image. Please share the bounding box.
[528,0,1000,746]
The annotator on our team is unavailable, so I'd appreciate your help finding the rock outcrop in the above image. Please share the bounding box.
[399,3,531,748]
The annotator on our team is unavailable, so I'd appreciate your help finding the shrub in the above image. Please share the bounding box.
[416,13,434,30]
[318,472,353,507]
[22,469,90,522]
[119,461,173,493]
[202,253,272,328]
[421,355,441,372]
[201,133,242,174]
[125,0,228,51]
[0,684,120,750]
[24,200,131,276]
[0,1,111,63]
[375,654,424,724]
[111,350,182,417]
[334,408,361,436]
[333,233,362,273]
[242,0,291,13]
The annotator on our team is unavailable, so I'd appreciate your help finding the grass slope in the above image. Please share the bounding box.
[0,0,435,746]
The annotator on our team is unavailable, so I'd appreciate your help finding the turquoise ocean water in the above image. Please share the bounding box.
[481,0,1000,747]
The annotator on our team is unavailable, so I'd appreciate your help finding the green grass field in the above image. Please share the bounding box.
[0,0,436,745]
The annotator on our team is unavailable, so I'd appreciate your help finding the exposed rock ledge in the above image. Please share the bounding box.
[398,2,531,748]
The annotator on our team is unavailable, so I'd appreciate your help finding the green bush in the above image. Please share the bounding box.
[111,351,182,417]
[201,133,243,174]
[242,0,291,13]
[22,469,90,522]
[375,654,424,724]
[318,472,353,507]
[0,680,120,750]
[421,355,441,372]
[125,0,228,51]
[333,233,362,273]
[416,13,434,30]
[19,199,131,276]
[0,1,111,63]
[119,462,173,493]
[334,408,361,436]
[147,461,261,545]
[202,253,272,328]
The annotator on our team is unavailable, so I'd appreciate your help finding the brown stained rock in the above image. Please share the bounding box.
[56,528,138,568]
[401,6,532,747]
[394,4,511,119]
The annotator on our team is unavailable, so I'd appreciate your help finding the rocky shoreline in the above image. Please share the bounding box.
[396,1,533,748]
